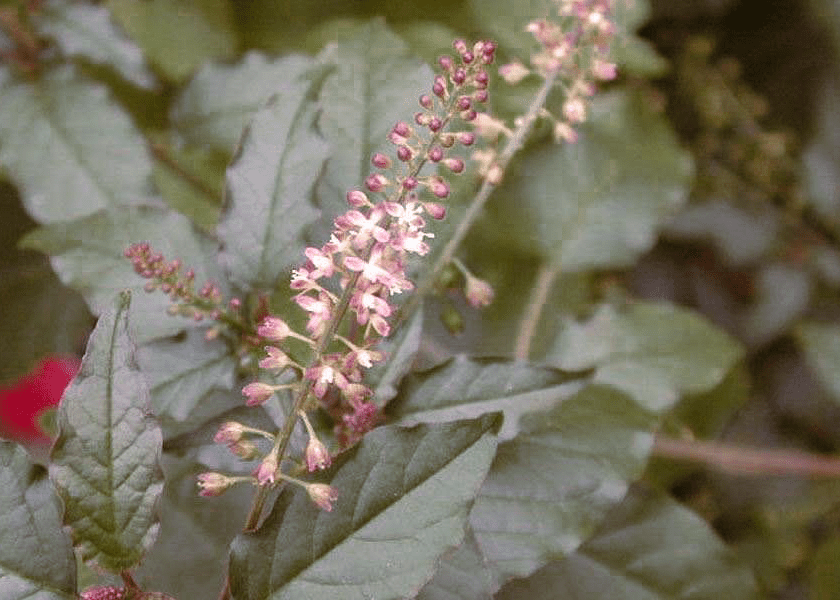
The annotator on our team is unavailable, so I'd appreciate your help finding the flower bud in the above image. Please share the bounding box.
[428,146,444,162]
[443,158,465,173]
[259,346,291,371]
[228,440,259,460]
[306,483,338,511]
[499,61,530,84]
[242,382,274,406]
[365,173,388,192]
[419,94,433,109]
[305,436,332,472]
[197,472,233,497]
[371,152,391,168]
[465,274,495,308]
[255,454,278,485]
[563,97,587,123]
[423,201,446,220]
[214,421,245,445]
[429,179,450,199]
[258,316,291,341]
[346,190,369,207]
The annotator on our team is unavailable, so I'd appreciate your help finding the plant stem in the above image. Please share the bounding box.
[402,70,559,322]
[653,435,840,478]
[514,260,561,360]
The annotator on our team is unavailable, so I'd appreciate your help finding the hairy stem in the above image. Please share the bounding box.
[653,435,840,478]
[402,70,559,322]
[514,260,561,360]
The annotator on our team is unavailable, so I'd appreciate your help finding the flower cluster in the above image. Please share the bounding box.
[124,242,245,335]
[249,39,495,448]
[496,0,618,143]
[204,40,495,510]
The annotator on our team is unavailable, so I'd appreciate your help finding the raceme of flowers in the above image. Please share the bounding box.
[127,39,497,511]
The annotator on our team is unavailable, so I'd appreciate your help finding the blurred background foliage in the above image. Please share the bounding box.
[2,0,840,598]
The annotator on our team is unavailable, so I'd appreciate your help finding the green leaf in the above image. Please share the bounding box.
[33,0,156,88]
[0,440,76,599]
[495,486,760,600]
[470,384,657,583]
[137,330,236,422]
[388,355,586,439]
[220,87,330,290]
[415,529,497,600]
[796,321,840,403]
[229,417,500,600]
[106,0,238,82]
[171,52,318,151]
[50,292,163,572]
[151,138,226,229]
[0,66,158,223]
[467,0,665,75]
[479,90,692,270]
[312,19,433,232]
[547,302,744,413]
[20,206,224,344]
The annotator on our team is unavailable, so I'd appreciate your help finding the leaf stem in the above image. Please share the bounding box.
[653,434,840,478]
[514,260,561,360]
[402,70,559,322]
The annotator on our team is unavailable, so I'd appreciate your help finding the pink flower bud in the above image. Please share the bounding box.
[428,146,444,162]
[402,176,418,190]
[346,190,369,207]
[255,454,278,485]
[443,158,465,173]
[453,39,468,54]
[259,346,290,371]
[214,421,245,444]
[228,440,259,460]
[242,382,274,406]
[306,483,338,511]
[461,50,474,64]
[438,55,454,72]
[499,61,530,84]
[397,145,413,161]
[563,97,587,124]
[428,116,443,132]
[465,274,494,308]
[197,472,233,497]
[423,202,446,219]
[371,153,391,169]
[457,96,472,110]
[419,94,433,109]
[429,179,450,198]
[592,60,617,81]
[452,67,467,85]
[365,173,389,192]
[456,131,475,146]
[258,316,291,341]
[305,437,332,472]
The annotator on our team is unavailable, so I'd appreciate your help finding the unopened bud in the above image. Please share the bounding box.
[306,483,338,511]
[242,382,275,406]
[305,437,332,472]
[214,421,246,445]
[465,274,495,308]
[255,454,278,485]
[197,472,234,497]
[257,316,291,341]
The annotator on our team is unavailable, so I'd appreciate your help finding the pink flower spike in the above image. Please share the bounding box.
[306,483,338,511]
[242,382,275,406]
[305,437,332,472]
[258,317,291,341]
